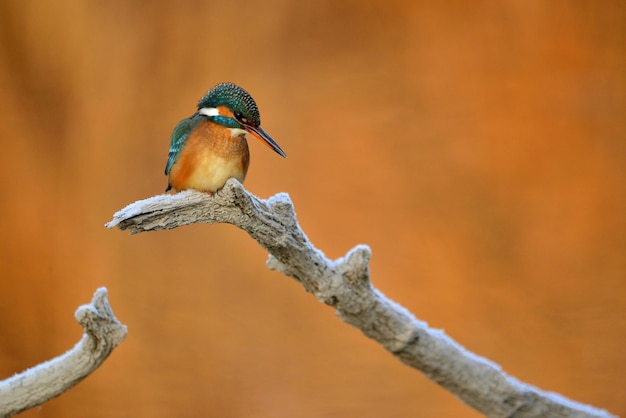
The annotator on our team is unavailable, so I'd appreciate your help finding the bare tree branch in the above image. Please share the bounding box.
[106,179,614,418]
[0,288,127,417]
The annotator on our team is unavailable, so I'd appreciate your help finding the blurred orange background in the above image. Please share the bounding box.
[0,1,624,417]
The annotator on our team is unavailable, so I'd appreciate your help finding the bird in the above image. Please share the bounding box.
[164,82,286,193]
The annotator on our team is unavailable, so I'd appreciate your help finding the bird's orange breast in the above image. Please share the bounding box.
[168,121,250,193]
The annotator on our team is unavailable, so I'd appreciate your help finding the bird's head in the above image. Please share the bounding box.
[197,82,286,158]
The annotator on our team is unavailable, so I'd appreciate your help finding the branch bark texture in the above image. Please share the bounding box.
[0,288,127,417]
[106,179,614,418]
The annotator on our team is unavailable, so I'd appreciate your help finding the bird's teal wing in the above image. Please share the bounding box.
[165,117,192,176]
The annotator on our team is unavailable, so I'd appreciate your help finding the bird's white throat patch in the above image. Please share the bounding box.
[228,128,247,137]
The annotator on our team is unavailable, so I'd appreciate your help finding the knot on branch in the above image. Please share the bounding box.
[335,244,372,288]
[75,288,127,352]
[268,192,295,218]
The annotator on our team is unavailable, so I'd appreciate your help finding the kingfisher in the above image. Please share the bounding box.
[164,82,286,193]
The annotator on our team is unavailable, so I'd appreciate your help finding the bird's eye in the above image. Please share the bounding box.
[234,111,248,124]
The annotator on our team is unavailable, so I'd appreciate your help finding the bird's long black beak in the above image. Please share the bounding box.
[244,124,287,158]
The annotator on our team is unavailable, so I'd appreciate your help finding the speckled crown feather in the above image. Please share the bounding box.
[197,82,261,126]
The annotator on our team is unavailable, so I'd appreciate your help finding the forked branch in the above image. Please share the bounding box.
[106,179,613,418]
[0,288,127,417]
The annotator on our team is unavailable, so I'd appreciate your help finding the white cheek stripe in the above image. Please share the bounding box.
[198,107,220,117]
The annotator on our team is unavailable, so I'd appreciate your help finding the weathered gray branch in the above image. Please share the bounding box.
[106,178,614,418]
[0,288,127,417]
